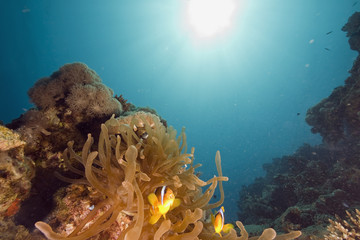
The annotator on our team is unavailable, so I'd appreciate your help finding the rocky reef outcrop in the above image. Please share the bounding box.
[237,12,360,239]
[306,12,360,147]
[0,126,34,239]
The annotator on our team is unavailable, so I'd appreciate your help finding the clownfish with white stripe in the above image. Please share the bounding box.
[147,186,181,224]
[211,206,234,237]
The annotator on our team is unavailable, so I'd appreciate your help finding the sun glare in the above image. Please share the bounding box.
[186,0,237,38]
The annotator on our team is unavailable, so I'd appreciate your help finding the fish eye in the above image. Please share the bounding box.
[141,132,148,139]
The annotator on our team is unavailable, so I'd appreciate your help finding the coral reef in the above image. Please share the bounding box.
[28,62,122,120]
[34,112,301,239]
[115,94,134,113]
[8,63,125,170]
[1,64,129,233]
[237,144,352,235]
[0,62,302,239]
[0,125,35,239]
[342,12,360,53]
[2,63,161,237]
[238,124,360,237]
[324,209,360,239]
[0,125,26,151]
[0,126,34,218]
[306,12,360,145]
[238,12,360,239]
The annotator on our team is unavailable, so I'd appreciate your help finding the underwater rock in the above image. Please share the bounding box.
[238,12,360,240]
[237,143,356,238]
[0,125,25,151]
[0,219,30,240]
[342,12,360,52]
[0,126,34,239]
[314,189,347,214]
[306,12,360,145]
[0,126,34,218]
[40,184,132,240]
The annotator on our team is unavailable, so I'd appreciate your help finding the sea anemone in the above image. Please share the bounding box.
[35,111,301,239]
[35,112,228,239]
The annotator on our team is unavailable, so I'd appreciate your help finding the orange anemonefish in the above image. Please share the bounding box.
[147,186,181,224]
[211,206,234,237]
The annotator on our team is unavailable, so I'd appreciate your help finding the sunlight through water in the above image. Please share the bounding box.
[186,0,237,38]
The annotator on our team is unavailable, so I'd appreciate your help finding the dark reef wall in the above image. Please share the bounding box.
[237,12,360,239]
[306,12,360,147]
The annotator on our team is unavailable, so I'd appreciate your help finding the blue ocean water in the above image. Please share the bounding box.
[0,0,358,223]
